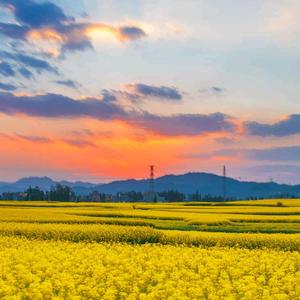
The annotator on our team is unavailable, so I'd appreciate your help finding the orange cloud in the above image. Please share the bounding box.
[27,28,63,42]
[25,22,146,54]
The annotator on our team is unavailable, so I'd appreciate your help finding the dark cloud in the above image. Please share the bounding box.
[127,83,182,101]
[0,62,15,77]
[55,23,93,52]
[12,53,58,74]
[211,87,224,93]
[103,88,140,102]
[0,51,58,74]
[0,22,29,40]
[101,90,118,102]
[0,92,236,137]
[0,92,129,119]
[18,67,34,79]
[134,112,235,136]
[0,82,16,91]
[55,80,80,89]
[245,114,300,137]
[2,0,69,29]
[119,26,147,40]
[61,37,93,52]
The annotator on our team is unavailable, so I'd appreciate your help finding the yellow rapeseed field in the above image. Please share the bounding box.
[1,200,300,299]
[1,236,300,300]
[0,222,300,250]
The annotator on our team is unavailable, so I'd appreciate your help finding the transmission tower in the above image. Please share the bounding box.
[222,165,227,200]
[149,165,155,196]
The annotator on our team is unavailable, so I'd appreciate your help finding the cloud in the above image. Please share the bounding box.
[134,112,235,136]
[0,62,15,77]
[0,133,17,141]
[70,129,96,137]
[55,80,80,89]
[3,0,69,29]
[0,92,236,137]
[214,146,300,161]
[0,0,147,54]
[0,22,29,40]
[245,114,300,137]
[101,90,118,102]
[199,86,225,96]
[0,132,52,143]
[0,51,58,74]
[15,133,52,144]
[0,82,16,91]
[0,92,128,119]
[99,83,183,106]
[118,26,147,41]
[62,139,97,148]
[47,23,146,52]
[9,53,58,74]
[126,83,182,101]
[249,164,300,174]
[214,137,236,145]
[18,67,34,79]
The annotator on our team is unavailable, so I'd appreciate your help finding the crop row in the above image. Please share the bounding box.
[0,222,300,250]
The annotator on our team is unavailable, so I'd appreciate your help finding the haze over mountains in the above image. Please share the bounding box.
[1,173,300,199]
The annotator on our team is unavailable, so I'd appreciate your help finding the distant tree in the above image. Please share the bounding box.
[49,184,75,202]
[190,191,202,201]
[127,191,143,202]
[159,190,185,202]
[25,186,45,201]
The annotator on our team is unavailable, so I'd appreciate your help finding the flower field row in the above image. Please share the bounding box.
[4,203,300,226]
[1,222,300,250]
[0,236,300,300]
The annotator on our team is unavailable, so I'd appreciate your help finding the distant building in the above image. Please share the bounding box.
[114,192,131,202]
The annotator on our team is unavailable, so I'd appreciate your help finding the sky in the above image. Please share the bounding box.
[0,0,300,184]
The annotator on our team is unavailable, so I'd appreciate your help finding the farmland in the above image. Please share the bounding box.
[1,199,300,299]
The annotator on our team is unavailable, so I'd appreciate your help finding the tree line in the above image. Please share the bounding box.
[0,185,297,202]
[1,185,75,201]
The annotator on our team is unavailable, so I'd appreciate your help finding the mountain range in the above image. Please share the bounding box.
[1,172,300,198]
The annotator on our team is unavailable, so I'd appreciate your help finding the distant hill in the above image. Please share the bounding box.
[91,173,300,198]
[0,176,98,195]
[1,172,300,198]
